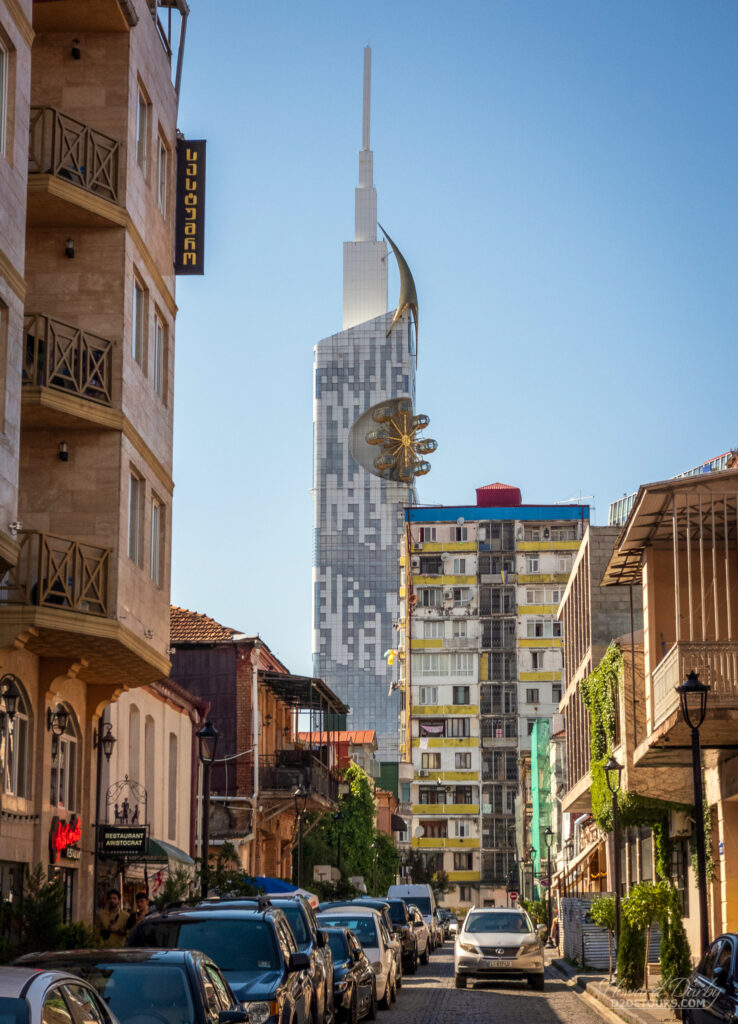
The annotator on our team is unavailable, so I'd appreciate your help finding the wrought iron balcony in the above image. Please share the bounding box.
[259,751,338,805]
[0,530,111,617]
[652,640,738,729]
[29,106,121,204]
[24,313,113,407]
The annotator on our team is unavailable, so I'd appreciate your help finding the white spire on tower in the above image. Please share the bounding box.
[343,46,388,329]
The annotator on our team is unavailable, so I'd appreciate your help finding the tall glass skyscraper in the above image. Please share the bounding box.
[312,48,419,762]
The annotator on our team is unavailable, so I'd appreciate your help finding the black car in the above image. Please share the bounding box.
[127,906,312,1024]
[317,900,403,986]
[323,928,377,1023]
[682,933,738,1024]
[14,949,247,1024]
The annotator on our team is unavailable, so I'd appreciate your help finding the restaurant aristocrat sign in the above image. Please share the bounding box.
[174,138,206,275]
[97,825,149,859]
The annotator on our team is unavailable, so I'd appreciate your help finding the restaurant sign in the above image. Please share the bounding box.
[97,825,149,859]
[174,138,206,275]
[50,814,82,863]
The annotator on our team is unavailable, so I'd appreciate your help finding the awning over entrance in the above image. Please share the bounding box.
[147,838,194,866]
[391,814,407,832]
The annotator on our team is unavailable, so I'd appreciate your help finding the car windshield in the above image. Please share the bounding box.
[466,912,531,934]
[318,916,378,947]
[387,903,407,926]
[134,919,280,972]
[410,898,432,916]
[326,933,349,961]
[0,998,29,1024]
[52,964,194,1024]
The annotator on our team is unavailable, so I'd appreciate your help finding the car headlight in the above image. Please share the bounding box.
[243,1000,278,1024]
[458,941,479,954]
[371,960,383,975]
[519,940,539,954]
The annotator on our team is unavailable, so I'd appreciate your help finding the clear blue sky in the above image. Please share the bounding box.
[170,1,738,675]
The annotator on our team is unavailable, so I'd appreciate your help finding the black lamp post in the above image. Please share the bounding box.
[92,718,116,923]
[604,754,623,956]
[197,721,219,900]
[544,826,554,944]
[370,839,379,895]
[294,785,308,888]
[333,811,344,878]
[676,670,710,954]
[0,675,20,725]
[564,837,574,895]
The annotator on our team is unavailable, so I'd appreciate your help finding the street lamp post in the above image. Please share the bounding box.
[544,826,554,945]
[333,811,344,878]
[564,837,574,896]
[371,839,378,895]
[92,718,116,922]
[294,786,308,888]
[676,671,710,954]
[197,721,219,901]
[604,754,623,958]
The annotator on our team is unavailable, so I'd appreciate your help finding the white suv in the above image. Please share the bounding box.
[454,907,545,990]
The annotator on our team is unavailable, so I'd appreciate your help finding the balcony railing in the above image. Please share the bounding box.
[652,640,738,729]
[29,106,121,204]
[0,530,111,617]
[24,313,113,407]
[259,751,338,804]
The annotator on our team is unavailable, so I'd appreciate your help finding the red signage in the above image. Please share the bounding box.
[509,891,519,902]
[50,815,81,863]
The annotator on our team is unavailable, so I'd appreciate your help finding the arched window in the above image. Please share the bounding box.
[144,715,155,825]
[168,732,178,840]
[129,704,141,782]
[3,681,31,799]
[49,705,79,811]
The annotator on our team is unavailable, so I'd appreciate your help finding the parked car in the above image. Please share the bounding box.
[15,949,248,1024]
[406,905,431,966]
[436,909,454,940]
[447,917,459,938]
[0,966,119,1024]
[323,927,377,1023]
[386,885,439,950]
[316,908,397,1011]
[127,905,313,1024]
[682,932,738,1024]
[318,901,402,989]
[383,900,418,975]
[453,907,545,990]
[195,894,333,1022]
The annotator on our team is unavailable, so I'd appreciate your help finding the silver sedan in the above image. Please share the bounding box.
[0,966,119,1024]
[454,908,545,990]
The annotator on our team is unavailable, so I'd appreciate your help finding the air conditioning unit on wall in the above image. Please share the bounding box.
[669,810,692,838]
[410,557,420,569]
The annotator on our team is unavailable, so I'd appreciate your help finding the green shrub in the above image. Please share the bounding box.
[658,887,692,1005]
[616,916,645,991]
[58,921,99,950]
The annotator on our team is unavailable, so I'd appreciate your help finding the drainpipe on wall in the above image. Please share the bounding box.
[251,639,262,876]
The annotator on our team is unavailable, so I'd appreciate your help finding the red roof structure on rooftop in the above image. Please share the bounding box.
[476,482,522,507]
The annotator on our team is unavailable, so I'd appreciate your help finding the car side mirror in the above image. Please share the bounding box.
[219,1012,249,1024]
[289,951,311,972]
[316,930,326,949]
[536,924,546,934]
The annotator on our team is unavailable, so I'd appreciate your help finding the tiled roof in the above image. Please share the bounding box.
[170,606,245,645]
[297,730,377,746]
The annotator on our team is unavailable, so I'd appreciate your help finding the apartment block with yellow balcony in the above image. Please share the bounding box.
[602,468,738,939]
[0,0,190,922]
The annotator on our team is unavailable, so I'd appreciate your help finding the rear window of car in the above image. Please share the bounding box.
[279,905,309,945]
[387,902,408,926]
[0,998,29,1024]
[465,912,531,934]
[326,932,349,961]
[318,916,378,947]
[410,897,432,916]
[133,918,280,971]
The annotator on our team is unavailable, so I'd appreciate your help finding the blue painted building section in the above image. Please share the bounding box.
[407,505,589,523]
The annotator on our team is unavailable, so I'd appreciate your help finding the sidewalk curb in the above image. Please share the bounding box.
[547,959,673,1024]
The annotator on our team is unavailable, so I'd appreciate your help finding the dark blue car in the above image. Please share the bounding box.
[323,927,376,1023]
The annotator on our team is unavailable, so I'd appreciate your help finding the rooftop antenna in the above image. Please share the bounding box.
[362,45,371,152]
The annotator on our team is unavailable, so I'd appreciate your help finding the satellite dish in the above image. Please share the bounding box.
[457,517,465,525]
[413,825,425,838]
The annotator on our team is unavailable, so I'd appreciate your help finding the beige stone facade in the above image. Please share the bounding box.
[0,0,187,922]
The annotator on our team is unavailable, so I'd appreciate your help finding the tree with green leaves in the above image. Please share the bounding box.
[589,895,617,983]
[622,881,671,999]
[658,886,692,1006]
[616,915,646,991]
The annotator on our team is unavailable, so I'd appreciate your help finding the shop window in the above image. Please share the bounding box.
[3,681,30,799]
[49,708,79,810]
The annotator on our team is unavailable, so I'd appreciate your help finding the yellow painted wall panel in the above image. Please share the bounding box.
[518,638,563,648]
[410,638,443,649]
[519,670,562,682]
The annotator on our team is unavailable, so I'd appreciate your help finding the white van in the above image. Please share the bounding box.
[387,884,440,949]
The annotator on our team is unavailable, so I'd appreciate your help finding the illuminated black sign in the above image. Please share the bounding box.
[175,138,206,275]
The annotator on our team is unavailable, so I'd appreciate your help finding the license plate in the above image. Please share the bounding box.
[487,959,512,967]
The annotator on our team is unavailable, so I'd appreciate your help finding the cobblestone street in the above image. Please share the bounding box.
[391,945,609,1024]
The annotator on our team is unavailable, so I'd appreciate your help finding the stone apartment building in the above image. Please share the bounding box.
[0,0,188,920]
